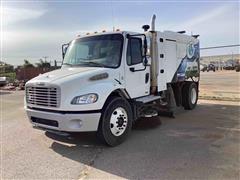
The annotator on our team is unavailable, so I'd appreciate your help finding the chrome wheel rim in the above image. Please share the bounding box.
[191,87,197,104]
[110,107,128,136]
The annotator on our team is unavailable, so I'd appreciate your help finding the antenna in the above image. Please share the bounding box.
[110,0,115,31]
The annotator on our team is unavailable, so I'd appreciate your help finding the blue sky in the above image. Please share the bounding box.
[1,0,240,65]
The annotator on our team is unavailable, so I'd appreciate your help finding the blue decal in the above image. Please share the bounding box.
[174,42,200,82]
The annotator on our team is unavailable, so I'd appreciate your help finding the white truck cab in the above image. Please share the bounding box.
[25,15,200,146]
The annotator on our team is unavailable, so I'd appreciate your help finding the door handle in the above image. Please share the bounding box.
[129,66,146,72]
[145,73,150,83]
[129,67,135,72]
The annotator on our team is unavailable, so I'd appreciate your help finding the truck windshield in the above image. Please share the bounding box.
[63,34,123,68]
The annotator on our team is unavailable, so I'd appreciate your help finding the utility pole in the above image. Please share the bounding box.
[43,56,48,62]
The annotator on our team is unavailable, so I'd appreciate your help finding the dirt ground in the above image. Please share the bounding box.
[200,71,240,101]
[1,92,240,179]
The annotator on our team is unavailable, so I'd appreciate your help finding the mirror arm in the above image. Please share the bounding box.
[130,65,147,72]
[127,33,146,39]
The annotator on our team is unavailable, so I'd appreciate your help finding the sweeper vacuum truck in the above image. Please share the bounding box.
[25,15,200,146]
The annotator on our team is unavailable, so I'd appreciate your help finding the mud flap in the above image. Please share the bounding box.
[158,85,176,118]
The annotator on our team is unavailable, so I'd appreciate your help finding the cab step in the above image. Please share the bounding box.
[135,95,161,103]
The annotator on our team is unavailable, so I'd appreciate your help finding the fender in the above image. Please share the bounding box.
[107,88,131,100]
[60,81,126,111]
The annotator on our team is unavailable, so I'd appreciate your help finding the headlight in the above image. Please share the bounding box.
[71,93,98,104]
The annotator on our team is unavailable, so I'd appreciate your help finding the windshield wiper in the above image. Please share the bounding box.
[78,61,105,68]
[62,63,73,66]
[77,57,91,60]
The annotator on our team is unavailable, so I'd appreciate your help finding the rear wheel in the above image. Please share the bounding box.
[97,97,133,146]
[182,82,198,110]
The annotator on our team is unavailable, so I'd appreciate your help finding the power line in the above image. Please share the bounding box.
[42,56,48,61]
[201,44,240,50]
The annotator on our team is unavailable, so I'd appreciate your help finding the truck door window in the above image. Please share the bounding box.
[127,38,143,65]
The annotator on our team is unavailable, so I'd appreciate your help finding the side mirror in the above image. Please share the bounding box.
[62,43,69,59]
[144,38,147,55]
[143,58,148,66]
[143,37,148,66]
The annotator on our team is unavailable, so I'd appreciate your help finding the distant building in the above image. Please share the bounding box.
[200,54,240,64]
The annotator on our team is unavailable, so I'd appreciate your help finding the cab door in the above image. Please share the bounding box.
[125,37,150,98]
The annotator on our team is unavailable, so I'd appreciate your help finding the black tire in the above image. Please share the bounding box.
[97,97,133,146]
[182,82,198,110]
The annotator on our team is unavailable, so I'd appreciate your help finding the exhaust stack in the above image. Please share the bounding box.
[150,14,158,94]
[151,14,156,31]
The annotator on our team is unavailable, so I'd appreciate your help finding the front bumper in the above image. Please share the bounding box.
[26,108,101,132]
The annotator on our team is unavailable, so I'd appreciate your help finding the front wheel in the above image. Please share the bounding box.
[97,97,133,146]
[182,82,198,110]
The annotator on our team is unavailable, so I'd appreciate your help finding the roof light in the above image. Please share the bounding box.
[116,29,120,31]
[102,30,106,32]
[86,32,90,35]
[94,31,98,34]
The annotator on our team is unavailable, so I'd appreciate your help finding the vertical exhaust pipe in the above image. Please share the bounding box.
[150,14,158,94]
[151,14,156,31]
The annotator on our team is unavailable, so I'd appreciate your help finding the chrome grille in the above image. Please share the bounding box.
[26,86,60,107]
